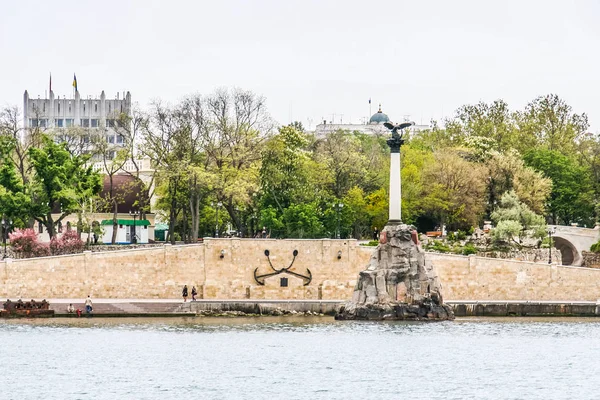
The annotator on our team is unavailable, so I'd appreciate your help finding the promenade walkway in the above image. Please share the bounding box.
[34,298,600,318]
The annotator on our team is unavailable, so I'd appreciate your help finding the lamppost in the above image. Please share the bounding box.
[215,201,222,238]
[335,203,344,239]
[1,216,11,259]
[548,226,556,264]
[129,210,139,244]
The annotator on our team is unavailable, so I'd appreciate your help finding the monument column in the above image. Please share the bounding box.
[387,136,403,225]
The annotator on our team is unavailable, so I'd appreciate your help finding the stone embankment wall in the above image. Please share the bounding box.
[581,251,600,269]
[2,239,600,301]
[432,253,600,301]
[0,239,363,300]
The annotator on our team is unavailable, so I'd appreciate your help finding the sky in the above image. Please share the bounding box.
[1,0,599,131]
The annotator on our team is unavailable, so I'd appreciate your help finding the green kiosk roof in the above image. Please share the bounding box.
[101,219,151,226]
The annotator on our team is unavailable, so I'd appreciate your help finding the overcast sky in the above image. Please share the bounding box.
[1,0,599,131]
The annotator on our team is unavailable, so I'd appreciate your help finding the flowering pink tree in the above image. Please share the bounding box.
[49,231,85,256]
[10,228,85,258]
[9,229,50,258]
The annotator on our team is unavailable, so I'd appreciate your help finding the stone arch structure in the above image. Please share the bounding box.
[552,237,578,266]
[551,226,600,266]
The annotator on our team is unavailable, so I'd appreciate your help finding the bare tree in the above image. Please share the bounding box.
[202,88,274,235]
[0,106,44,187]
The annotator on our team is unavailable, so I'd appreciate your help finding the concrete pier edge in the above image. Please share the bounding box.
[6,299,599,318]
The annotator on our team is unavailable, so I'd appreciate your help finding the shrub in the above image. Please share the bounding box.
[462,243,478,256]
[361,240,379,247]
[50,231,85,256]
[427,240,451,253]
[456,230,467,241]
[591,240,600,253]
[9,228,50,258]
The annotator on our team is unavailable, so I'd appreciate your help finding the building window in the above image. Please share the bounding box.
[68,101,71,112]
[66,222,71,232]
[109,103,112,113]
[91,119,98,128]
[280,277,288,287]
[107,119,115,127]
[30,119,38,127]
[95,103,98,112]
[39,119,47,128]
[106,135,114,144]
[38,222,43,234]
[57,103,60,113]
[108,151,116,159]
[82,119,90,128]
[43,103,45,112]
[116,135,123,144]
[83,101,86,113]
[65,119,74,127]
[55,119,63,127]
[83,135,90,144]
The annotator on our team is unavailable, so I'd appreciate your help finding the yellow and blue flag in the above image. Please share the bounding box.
[72,73,78,91]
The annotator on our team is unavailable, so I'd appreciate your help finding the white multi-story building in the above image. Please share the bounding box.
[23,88,131,147]
[315,106,431,137]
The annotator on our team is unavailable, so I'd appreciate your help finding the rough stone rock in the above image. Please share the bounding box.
[336,224,454,321]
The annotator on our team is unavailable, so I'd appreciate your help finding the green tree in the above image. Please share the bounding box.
[487,151,552,215]
[28,136,102,239]
[490,191,547,248]
[515,94,589,155]
[420,150,488,230]
[524,148,594,225]
[445,99,518,152]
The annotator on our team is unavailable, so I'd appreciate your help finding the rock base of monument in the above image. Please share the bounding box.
[335,223,454,321]
[335,300,453,321]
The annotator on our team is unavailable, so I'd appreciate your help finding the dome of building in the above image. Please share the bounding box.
[369,105,389,124]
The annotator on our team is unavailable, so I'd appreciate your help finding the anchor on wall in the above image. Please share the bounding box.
[253,249,312,286]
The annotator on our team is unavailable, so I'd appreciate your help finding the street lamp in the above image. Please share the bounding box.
[548,226,556,264]
[215,201,222,238]
[129,210,140,244]
[1,216,11,259]
[335,203,344,239]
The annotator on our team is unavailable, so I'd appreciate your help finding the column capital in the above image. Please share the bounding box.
[387,136,405,153]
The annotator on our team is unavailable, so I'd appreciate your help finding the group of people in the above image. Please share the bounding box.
[182,285,198,302]
[66,295,93,317]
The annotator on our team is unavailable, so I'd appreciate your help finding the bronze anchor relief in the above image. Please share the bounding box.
[253,249,312,286]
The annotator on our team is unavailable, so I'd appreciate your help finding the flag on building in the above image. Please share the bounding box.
[369,98,371,104]
[72,73,78,91]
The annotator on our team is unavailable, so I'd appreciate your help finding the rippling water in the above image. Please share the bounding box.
[2,317,600,399]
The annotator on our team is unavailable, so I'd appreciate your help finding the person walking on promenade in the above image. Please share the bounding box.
[373,227,379,241]
[191,286,197,301]
[182,285,188,302]
[84,295,93,316]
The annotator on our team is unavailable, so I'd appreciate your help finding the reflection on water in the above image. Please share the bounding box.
[3,317,600,400]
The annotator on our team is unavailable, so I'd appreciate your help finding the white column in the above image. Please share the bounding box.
[389,151,401,223]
